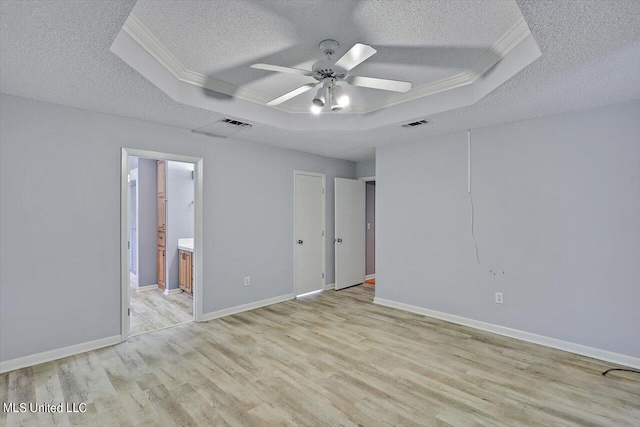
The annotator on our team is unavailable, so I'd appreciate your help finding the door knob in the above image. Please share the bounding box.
[297,240,303,245]
[335,238,342,243]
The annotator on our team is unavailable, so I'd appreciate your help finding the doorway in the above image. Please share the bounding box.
[294,171,326,297]
[129,179,138,288]
[364,180,375,286]
[121,148,204,341]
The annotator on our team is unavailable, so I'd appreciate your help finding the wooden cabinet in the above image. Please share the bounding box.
[157,201,166,233]
[157,160,166,199]
[179,250,193,295]
[157,160,166,290]
[157,248,166,288]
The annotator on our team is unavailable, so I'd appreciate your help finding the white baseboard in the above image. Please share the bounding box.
[201,293,295,322]
[136,284,158,292]
[0,335,121,374]
[365,274,375,280]
[373,297,640,370]
[324,283,335,290]
[164,288,183,296]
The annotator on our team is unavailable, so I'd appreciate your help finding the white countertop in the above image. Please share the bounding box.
[178,238,194,252]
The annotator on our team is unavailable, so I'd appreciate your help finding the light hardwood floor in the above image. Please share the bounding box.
[2,285,639,426]
[130,287,193,336]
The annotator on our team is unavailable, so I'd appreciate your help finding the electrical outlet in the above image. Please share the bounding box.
[495,292,504,304]
[244,276,250,286]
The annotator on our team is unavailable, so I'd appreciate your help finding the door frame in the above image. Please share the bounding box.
[293,171,326,297]
[120,148,204,341]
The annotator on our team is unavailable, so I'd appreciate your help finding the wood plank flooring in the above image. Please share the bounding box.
[2,285,639,426]
[129,288,193,336]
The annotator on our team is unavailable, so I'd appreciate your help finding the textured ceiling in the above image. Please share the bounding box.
[1,0,639,161]
[132,0,523,106]
[0,0,223,130]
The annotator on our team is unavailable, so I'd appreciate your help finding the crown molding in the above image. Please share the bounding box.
[122,14,271,105]
[121,13,532,115]
[469,17,532,79]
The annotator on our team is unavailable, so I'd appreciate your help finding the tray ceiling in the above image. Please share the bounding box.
[111,0,541,131]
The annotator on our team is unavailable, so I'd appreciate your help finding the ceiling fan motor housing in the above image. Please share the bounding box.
[312,59,347,80]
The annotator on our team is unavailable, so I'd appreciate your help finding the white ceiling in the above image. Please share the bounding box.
[1,0,639,161]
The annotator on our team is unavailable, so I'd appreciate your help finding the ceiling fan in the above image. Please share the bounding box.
[251,39,412,114]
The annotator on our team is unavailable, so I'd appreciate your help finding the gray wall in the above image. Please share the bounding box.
[366,182,375,276]
[166,161,195,290]
[376,100,640,358]
[137,158,158,287]
[356,159,375,178]
[0,94,356,362]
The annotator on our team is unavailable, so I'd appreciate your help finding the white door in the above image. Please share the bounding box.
[335,178,365,290]
[294,173,325,296]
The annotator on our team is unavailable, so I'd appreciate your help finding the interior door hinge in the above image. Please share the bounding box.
[322,230,324,236]
[128,308,130,316]
[322,188,325,194]
[128,241,130,249]
[322,273,325,279]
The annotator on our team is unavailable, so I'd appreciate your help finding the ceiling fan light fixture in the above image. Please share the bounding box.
[333,85,349,107]
[330,93,342,112]
[312,87,326,107]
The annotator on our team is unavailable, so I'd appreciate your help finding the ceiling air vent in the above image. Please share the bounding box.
[220,118,252,128]
[401,119,430,128]
[192,118,252,138]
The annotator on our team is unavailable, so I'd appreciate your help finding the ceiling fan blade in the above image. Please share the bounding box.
[266,83,318,106]
[334,43,377,71]
[346,75,412,93]
[251,63,313,76]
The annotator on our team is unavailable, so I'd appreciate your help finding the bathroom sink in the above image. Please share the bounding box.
[178,238,194,252]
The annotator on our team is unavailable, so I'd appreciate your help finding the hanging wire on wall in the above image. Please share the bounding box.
[467,129,503,276]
